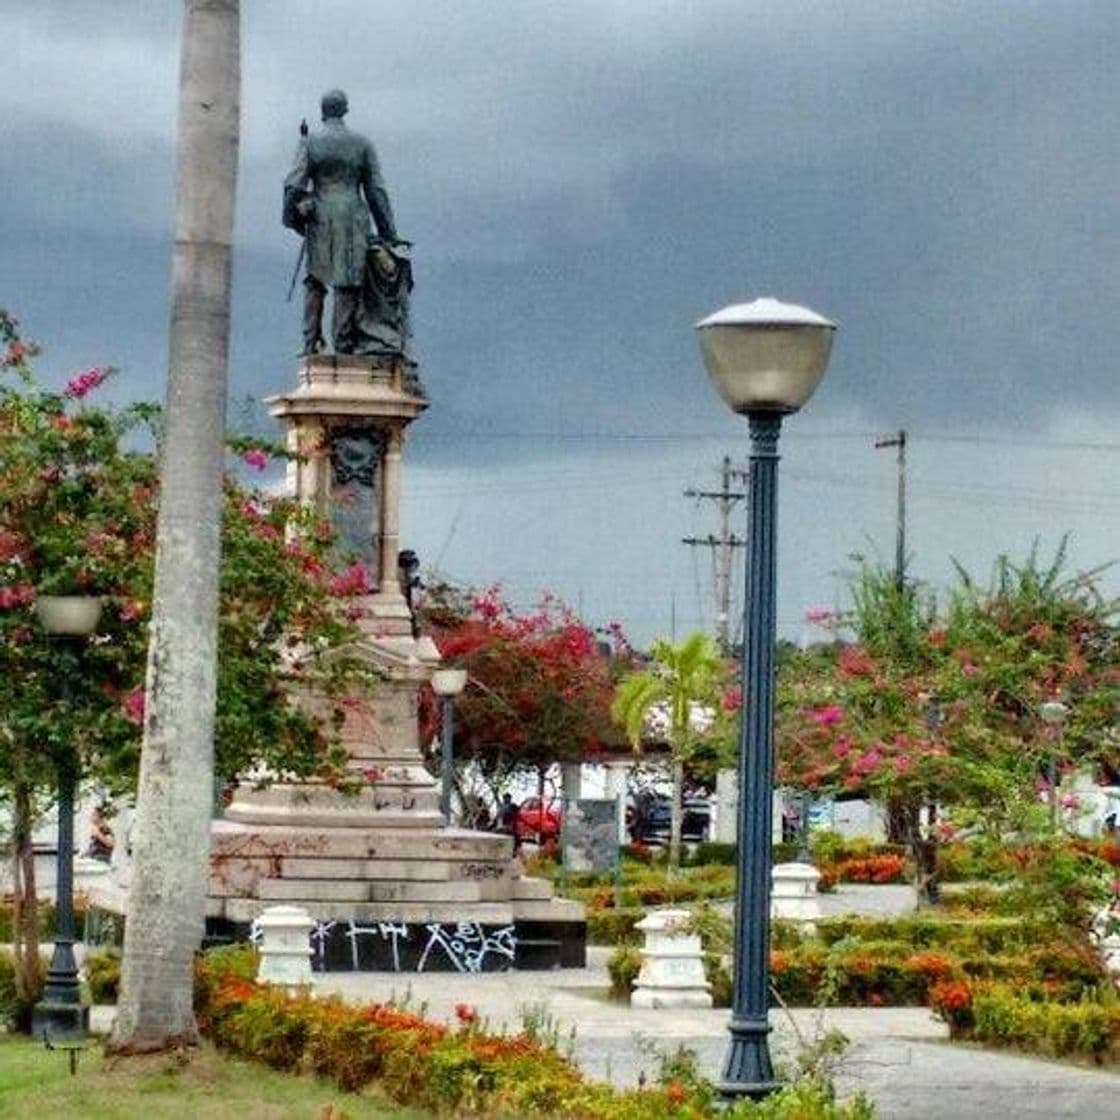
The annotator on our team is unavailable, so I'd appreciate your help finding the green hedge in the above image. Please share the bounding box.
[961,986,1120,1063]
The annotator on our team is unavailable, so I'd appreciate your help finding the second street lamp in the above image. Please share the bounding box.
[697,297,837,1099]
[31,593,104,1042]
[431,668,468,823]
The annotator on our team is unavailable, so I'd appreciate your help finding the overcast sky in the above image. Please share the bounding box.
[3,1,1117,644]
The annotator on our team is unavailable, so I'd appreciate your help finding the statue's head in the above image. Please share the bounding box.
[321,89,349,120]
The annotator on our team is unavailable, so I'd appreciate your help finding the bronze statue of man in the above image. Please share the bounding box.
[283,90,400,355]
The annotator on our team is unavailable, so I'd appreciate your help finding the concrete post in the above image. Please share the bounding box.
[631,908,713,1009]
[256,904,314,989]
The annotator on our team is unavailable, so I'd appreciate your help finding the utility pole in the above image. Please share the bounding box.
[683,456,746,653]
[874,430,907,589]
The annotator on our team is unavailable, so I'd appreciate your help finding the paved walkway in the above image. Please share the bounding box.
[312,946,1119,1119]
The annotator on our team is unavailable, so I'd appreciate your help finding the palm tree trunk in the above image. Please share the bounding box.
[11,780,41,1028]
[111,0,240,1052]
[669,757,684,872]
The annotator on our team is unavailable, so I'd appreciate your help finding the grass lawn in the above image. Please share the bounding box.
[0,1035,427,1120]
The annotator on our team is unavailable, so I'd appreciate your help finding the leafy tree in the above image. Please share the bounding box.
[612,632,727,869]
[0,308,368,1029]
[778,552,1118,905]
[420,583,627,814]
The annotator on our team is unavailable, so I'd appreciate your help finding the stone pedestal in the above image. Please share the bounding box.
[631,908,712,1009]
[771,861,821,924]
[203,355,584,971]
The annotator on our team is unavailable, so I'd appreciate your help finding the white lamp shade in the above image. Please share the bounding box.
[431,667,468,697]
[696,298,836,415]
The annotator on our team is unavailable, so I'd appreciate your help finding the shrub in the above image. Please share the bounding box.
[587,907,644,945]
[689,842,737,866]
[964,985,1120,1063]
[84,947,121,1004]
[703,953,732,1007]
[607,945,642,998]
[0,947,44,1031]
[196,949,874,1118]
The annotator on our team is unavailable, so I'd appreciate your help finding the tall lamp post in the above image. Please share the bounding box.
[31,594,103,1042]
[697,297,836,1099]
[431,668,468,823]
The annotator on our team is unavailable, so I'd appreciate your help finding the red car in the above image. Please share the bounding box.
[514,796,562,841]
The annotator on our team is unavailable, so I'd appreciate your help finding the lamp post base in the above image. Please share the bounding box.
[718,1016,778,1099]
[31,1001,89,1043]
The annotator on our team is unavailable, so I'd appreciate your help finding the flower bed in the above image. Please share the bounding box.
[194,947,873,1118]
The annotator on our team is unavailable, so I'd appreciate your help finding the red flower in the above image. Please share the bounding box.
[122,688,146,726]
[665,1080,687,1104]
[454,1002,478,1025]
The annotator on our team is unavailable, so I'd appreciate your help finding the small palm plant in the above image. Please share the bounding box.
[612,632,726,870]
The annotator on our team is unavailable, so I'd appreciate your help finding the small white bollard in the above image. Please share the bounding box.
[256,905,314,990]
[1091,905,1120,983]
[630,908,713,1009]
[771,861,822,924]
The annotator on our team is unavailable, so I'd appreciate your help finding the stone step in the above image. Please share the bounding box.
[510,897,585,923]
[273,856,512,883]
[255,877,492,904]
[509,876,553,901]
[209,895,516,926]
[209,821,514,861]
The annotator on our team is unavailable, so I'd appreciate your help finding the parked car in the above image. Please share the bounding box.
[628,793,711,844]
[515,796,562,841]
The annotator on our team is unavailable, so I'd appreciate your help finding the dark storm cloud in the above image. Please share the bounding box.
[2,1,1117,445]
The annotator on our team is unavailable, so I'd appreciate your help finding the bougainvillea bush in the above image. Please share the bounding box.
[0,310,371,1024]
[779,557,1118,904]
[420,581,630,804]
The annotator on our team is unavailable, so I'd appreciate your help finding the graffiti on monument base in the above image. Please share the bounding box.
[248,916,517,973]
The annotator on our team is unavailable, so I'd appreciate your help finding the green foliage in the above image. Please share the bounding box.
[586,907,645,945]
[0,948,43,1030]
[607,945,642,997]
[963,984,1120,1063]
[83,946,121,1005]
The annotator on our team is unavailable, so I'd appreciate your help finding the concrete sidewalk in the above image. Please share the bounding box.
[311,947,1119,1120]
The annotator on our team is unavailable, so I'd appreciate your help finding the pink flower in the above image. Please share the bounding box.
[852,748,882,777]
[832,736,852,760]
[63,365,110,399]
[722,685,743,712]
[361,766,383,783]
[240,498,265,520]
[122,688,146,725]
[804,606,834,624]
[0,583,35,610]
[329,562,373,597]
[241,448,269,471]
[119,599,144,622]
[893,754,913,775]
[811,705,844,727]
[1035,775,1052,793]
[1060,793,1081,810]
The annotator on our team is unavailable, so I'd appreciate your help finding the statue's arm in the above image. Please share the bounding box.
[282,140,312,233]
[362,141,397,242]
